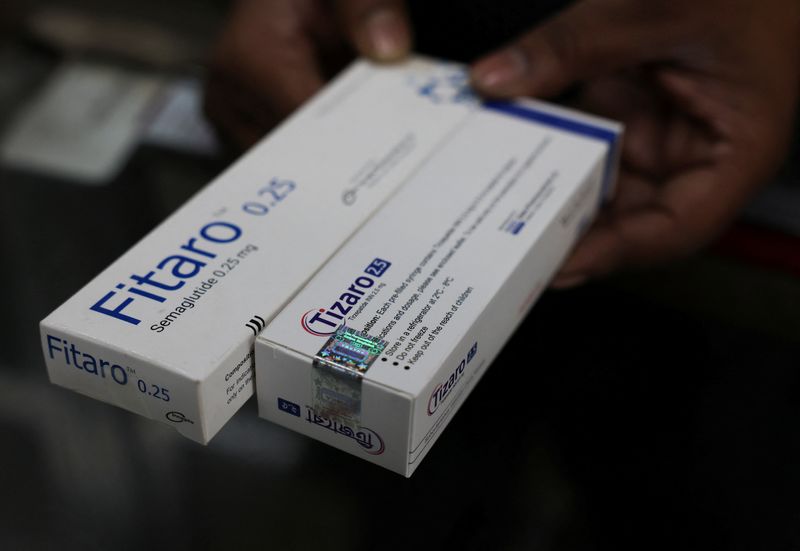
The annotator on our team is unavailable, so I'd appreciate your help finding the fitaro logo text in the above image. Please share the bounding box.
[90,221,242,326]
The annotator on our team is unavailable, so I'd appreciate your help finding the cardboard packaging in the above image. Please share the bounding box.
[256,92,621,475]
[40,57,480,443]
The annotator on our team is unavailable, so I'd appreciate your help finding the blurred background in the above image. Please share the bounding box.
[0,1,798,549]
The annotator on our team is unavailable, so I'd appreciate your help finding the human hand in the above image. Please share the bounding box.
[204,0,411,149]
[470,0,800,286]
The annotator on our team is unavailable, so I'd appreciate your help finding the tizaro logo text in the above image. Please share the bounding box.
[427,341,478,415]
[301,258,391,336]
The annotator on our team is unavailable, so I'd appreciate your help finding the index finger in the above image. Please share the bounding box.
[213,0,327,121]
[551,165,753,287]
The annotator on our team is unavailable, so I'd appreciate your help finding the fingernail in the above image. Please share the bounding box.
[471,48,527,90]
[364,9,409,61]
[550,273,588,290]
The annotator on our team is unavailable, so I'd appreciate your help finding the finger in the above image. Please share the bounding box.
[212,109,266,152]
[470,0,673,98]
[335,0,411,61]
[203,73,272,150]
[607,170,659,214]
[553,165,749,286]
[550,226,621,289]
[215,0,326,120]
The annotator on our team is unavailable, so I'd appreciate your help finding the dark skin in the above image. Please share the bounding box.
[204,0,411,147]
[204,0,800,287]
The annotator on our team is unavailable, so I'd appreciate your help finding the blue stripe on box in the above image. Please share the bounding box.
[482,100,619,202]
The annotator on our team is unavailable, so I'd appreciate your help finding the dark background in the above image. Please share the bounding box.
[0,1,798,549]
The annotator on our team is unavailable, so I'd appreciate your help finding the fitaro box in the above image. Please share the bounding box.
[39,57,482,443]
[256,96,621,475]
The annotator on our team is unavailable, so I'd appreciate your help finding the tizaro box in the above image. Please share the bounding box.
[256,96,621,475]
[40,57,482,443]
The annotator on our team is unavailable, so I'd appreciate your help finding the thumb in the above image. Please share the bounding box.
[335,0,411,61]
[471,0,661,98]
